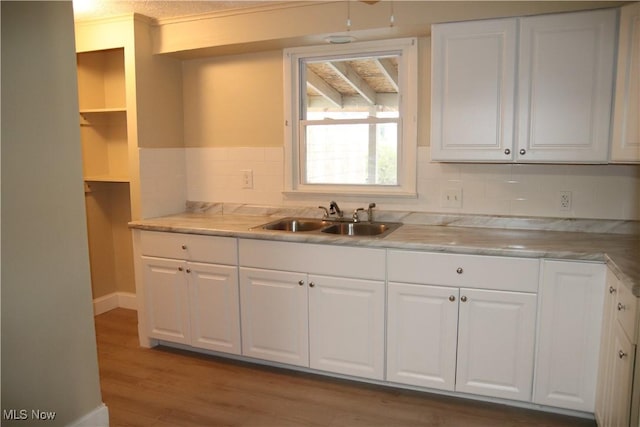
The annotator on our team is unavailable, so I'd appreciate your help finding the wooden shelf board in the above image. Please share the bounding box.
[80,107,126,114]
[84,175,130,183]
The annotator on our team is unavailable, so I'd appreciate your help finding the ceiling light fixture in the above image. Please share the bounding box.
[326,0,356,44]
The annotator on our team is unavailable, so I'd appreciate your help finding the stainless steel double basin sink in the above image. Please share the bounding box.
[253,217,402,238]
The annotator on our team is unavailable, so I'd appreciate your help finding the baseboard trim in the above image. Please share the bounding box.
[93,292,137,315]
[66,403,109,427]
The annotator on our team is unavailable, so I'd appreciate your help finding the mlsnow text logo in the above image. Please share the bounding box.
[3,409,57,421]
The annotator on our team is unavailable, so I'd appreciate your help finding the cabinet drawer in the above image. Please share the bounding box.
[140,231,237,265]
[387,250,539,292]
[616,282,638,344]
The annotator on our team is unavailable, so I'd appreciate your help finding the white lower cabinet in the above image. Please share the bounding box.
[239,239,386,380]
[308,273,384,379]
[387,283,458,390]
[596,267,639,427]
[534,260,606,412]
[134,230,631,418]
[137,231,241,355]
[455,288,536,401]
[387,250,539,402]
[239,268,308,367]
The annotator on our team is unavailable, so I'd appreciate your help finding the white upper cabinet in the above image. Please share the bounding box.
[611,2,640,163]
[518,9,616,162]
[431,9,617,163]
[431,19,517,162]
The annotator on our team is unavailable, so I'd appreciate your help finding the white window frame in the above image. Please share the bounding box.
[284,38,418,197]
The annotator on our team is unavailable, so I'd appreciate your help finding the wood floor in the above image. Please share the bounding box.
[95,308,596,427]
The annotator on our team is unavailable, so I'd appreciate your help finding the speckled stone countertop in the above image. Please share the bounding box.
[130,210,640,297]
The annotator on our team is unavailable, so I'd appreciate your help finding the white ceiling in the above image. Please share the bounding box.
[72,0,280,22]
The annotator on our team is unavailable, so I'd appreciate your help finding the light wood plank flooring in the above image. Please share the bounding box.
[95,308,596,427]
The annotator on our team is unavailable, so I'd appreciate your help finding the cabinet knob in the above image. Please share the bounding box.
[519,148,526,155]
[609,286,617,294]
[309,282,316,288]
[298,280,305,286]
[178,266,183,272]
[460,296,468,302]
[456,267,463,274]
[181,244,187,250]
[618,302,626,311]
[504,148,511,155]
[449,295,456,302]
[186,268,191,274]
[619,350,627,359]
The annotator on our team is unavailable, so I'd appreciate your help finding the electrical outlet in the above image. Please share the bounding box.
[241,169,253,189]
[559,191,572,211]
[441,188,463,208]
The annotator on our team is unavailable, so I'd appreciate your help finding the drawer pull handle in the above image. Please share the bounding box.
[609,286,617,294]
[449,295,456,302]
[619,350,627,359]
[618,302,626,311]
[181,244,187,250]
[461,296,468,302]
[456,267,463,274]
[298,280,305,286]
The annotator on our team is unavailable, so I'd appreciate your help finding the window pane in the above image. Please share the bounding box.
[304,122,398,185]
[303,54,400,119]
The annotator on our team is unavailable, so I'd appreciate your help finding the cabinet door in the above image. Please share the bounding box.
[308,274,385,380]
[611,2,640,162]
[239,267,308,367]
[517,9,616,162]
[456,288,537,401]
[595,268,620,426]
[142,256,190,344]
[188,262,241,355]
[534,260,605,411]
[607,323,636,427]
[431,18,517,162]
[387,283,458,390]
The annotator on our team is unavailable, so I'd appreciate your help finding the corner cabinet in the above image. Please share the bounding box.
[611,2,640,163]
[239,239,386,380]
[596,267,639,427]
[386,250,539,402]
[136,231,241,355]
[431,8,616,163]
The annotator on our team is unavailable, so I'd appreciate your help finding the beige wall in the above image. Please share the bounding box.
[183,50,284,148]
[1,2,104,425]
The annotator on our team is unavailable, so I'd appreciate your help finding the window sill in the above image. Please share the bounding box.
[282,189,418,199]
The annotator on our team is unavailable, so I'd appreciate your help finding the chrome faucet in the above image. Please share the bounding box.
[352,208,365,222]
[329,201,344,219]
[353,203,376,222]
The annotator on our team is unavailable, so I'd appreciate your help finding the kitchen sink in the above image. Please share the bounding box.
[259,217,330,232]
[321,222,402,237]
[253,217,402,238]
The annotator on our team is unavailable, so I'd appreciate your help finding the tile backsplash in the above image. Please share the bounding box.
[140,146,640,221]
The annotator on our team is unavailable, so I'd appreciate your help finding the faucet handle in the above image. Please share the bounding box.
[367,203,376,222]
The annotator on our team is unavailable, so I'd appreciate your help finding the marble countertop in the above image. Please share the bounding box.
[130,212,640,297]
